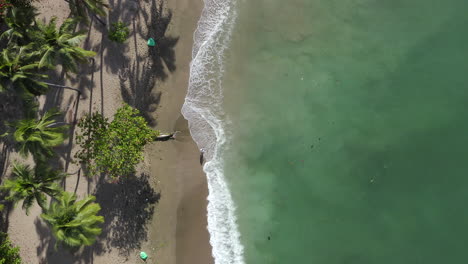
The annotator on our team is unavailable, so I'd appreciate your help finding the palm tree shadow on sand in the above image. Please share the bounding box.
[120,0,178,126]
[35,173,160,263]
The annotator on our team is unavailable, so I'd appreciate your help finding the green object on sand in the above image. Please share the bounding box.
[140,251,148,260]
[147,38,156,47]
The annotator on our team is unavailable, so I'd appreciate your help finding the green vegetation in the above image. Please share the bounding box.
[0,1,107,253]
[0,46,48,96]
[0,7,38,44]
[1,109,68,161]
[1,162,66,214]
[75,104,159,178]
[0,232,22,264]
[108,21,130,43]
[41,192,104,248]
[34,17,96,73]
[0,0,164,257]
[70,0,109,22]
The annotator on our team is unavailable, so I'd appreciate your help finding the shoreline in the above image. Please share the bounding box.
[145,0,214,262]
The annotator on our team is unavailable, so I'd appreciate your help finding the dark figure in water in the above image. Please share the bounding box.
[200,148,205,165]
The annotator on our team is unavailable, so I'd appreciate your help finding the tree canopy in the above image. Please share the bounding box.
[0,162,66,214]
[1,109,68,160]
[0,232,22,264]
[0,45,48,96]
[33,17,96,73]
[41,192,104,248]
[75,104,159,178]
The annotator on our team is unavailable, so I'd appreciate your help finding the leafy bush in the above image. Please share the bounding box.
[75,104,159,178]
[108,21,129,43]
[0,232,22,264]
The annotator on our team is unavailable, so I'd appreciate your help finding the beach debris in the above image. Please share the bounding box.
[147,38,156,46]
[140,251,148,261]
[155,132,176,141]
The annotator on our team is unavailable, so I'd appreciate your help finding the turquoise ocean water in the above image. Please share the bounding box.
[183,0,468,263]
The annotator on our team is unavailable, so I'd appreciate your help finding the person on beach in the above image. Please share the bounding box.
[200,148,205,165]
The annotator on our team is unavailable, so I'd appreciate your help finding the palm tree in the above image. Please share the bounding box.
[68,0,109,25]
[0,162,66,214]
[34,17,96,73]
[0,6,38,45]
[1,109,68,160]
[41,192,104,248]
[0,46,48,96]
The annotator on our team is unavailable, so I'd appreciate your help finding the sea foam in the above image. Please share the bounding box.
[181,0,245,263]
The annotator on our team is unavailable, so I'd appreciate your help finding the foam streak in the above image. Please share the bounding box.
[181,0,245,263]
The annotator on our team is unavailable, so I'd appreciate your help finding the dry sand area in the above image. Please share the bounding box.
[1,0,213,263]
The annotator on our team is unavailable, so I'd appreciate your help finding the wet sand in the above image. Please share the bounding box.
[146,0,214,263]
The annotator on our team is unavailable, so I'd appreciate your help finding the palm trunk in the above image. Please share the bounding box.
[91,12,107,26]
[43,82,82,96]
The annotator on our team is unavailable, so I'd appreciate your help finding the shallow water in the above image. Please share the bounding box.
[218,0,468,263]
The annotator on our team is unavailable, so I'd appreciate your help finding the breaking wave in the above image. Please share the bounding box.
[181,0,244,263]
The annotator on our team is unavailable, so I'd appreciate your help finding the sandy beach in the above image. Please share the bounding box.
[1,0,213,263]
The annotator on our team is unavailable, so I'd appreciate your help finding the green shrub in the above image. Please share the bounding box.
[0,232,22,264]
[108,21,129,43]
[75,104,159,178]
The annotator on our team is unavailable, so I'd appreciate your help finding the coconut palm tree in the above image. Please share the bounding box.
[1,109,68,160]
[34,17,96,73]
[41,192,104,248]
[68,0,108,25]
[0,6,38,45]
[0,162,66,214]
[0,46,48,96]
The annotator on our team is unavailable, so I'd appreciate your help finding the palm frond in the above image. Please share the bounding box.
[65,34,86,46]
[34,16,95,73]
[83,0,108,17]
[59,18,79,34]
[41,192,104,248]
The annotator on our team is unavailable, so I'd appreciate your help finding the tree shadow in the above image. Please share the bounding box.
[36,218,94,264]
[0,91,34,136]
[92,173,160,257]
[92,0,133,76]
[0,195,12,233]
[0,91,39,179]
[35,173,158,262]
[139,0,178,81]
[0,144,10,180]
[119,0,177,126]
